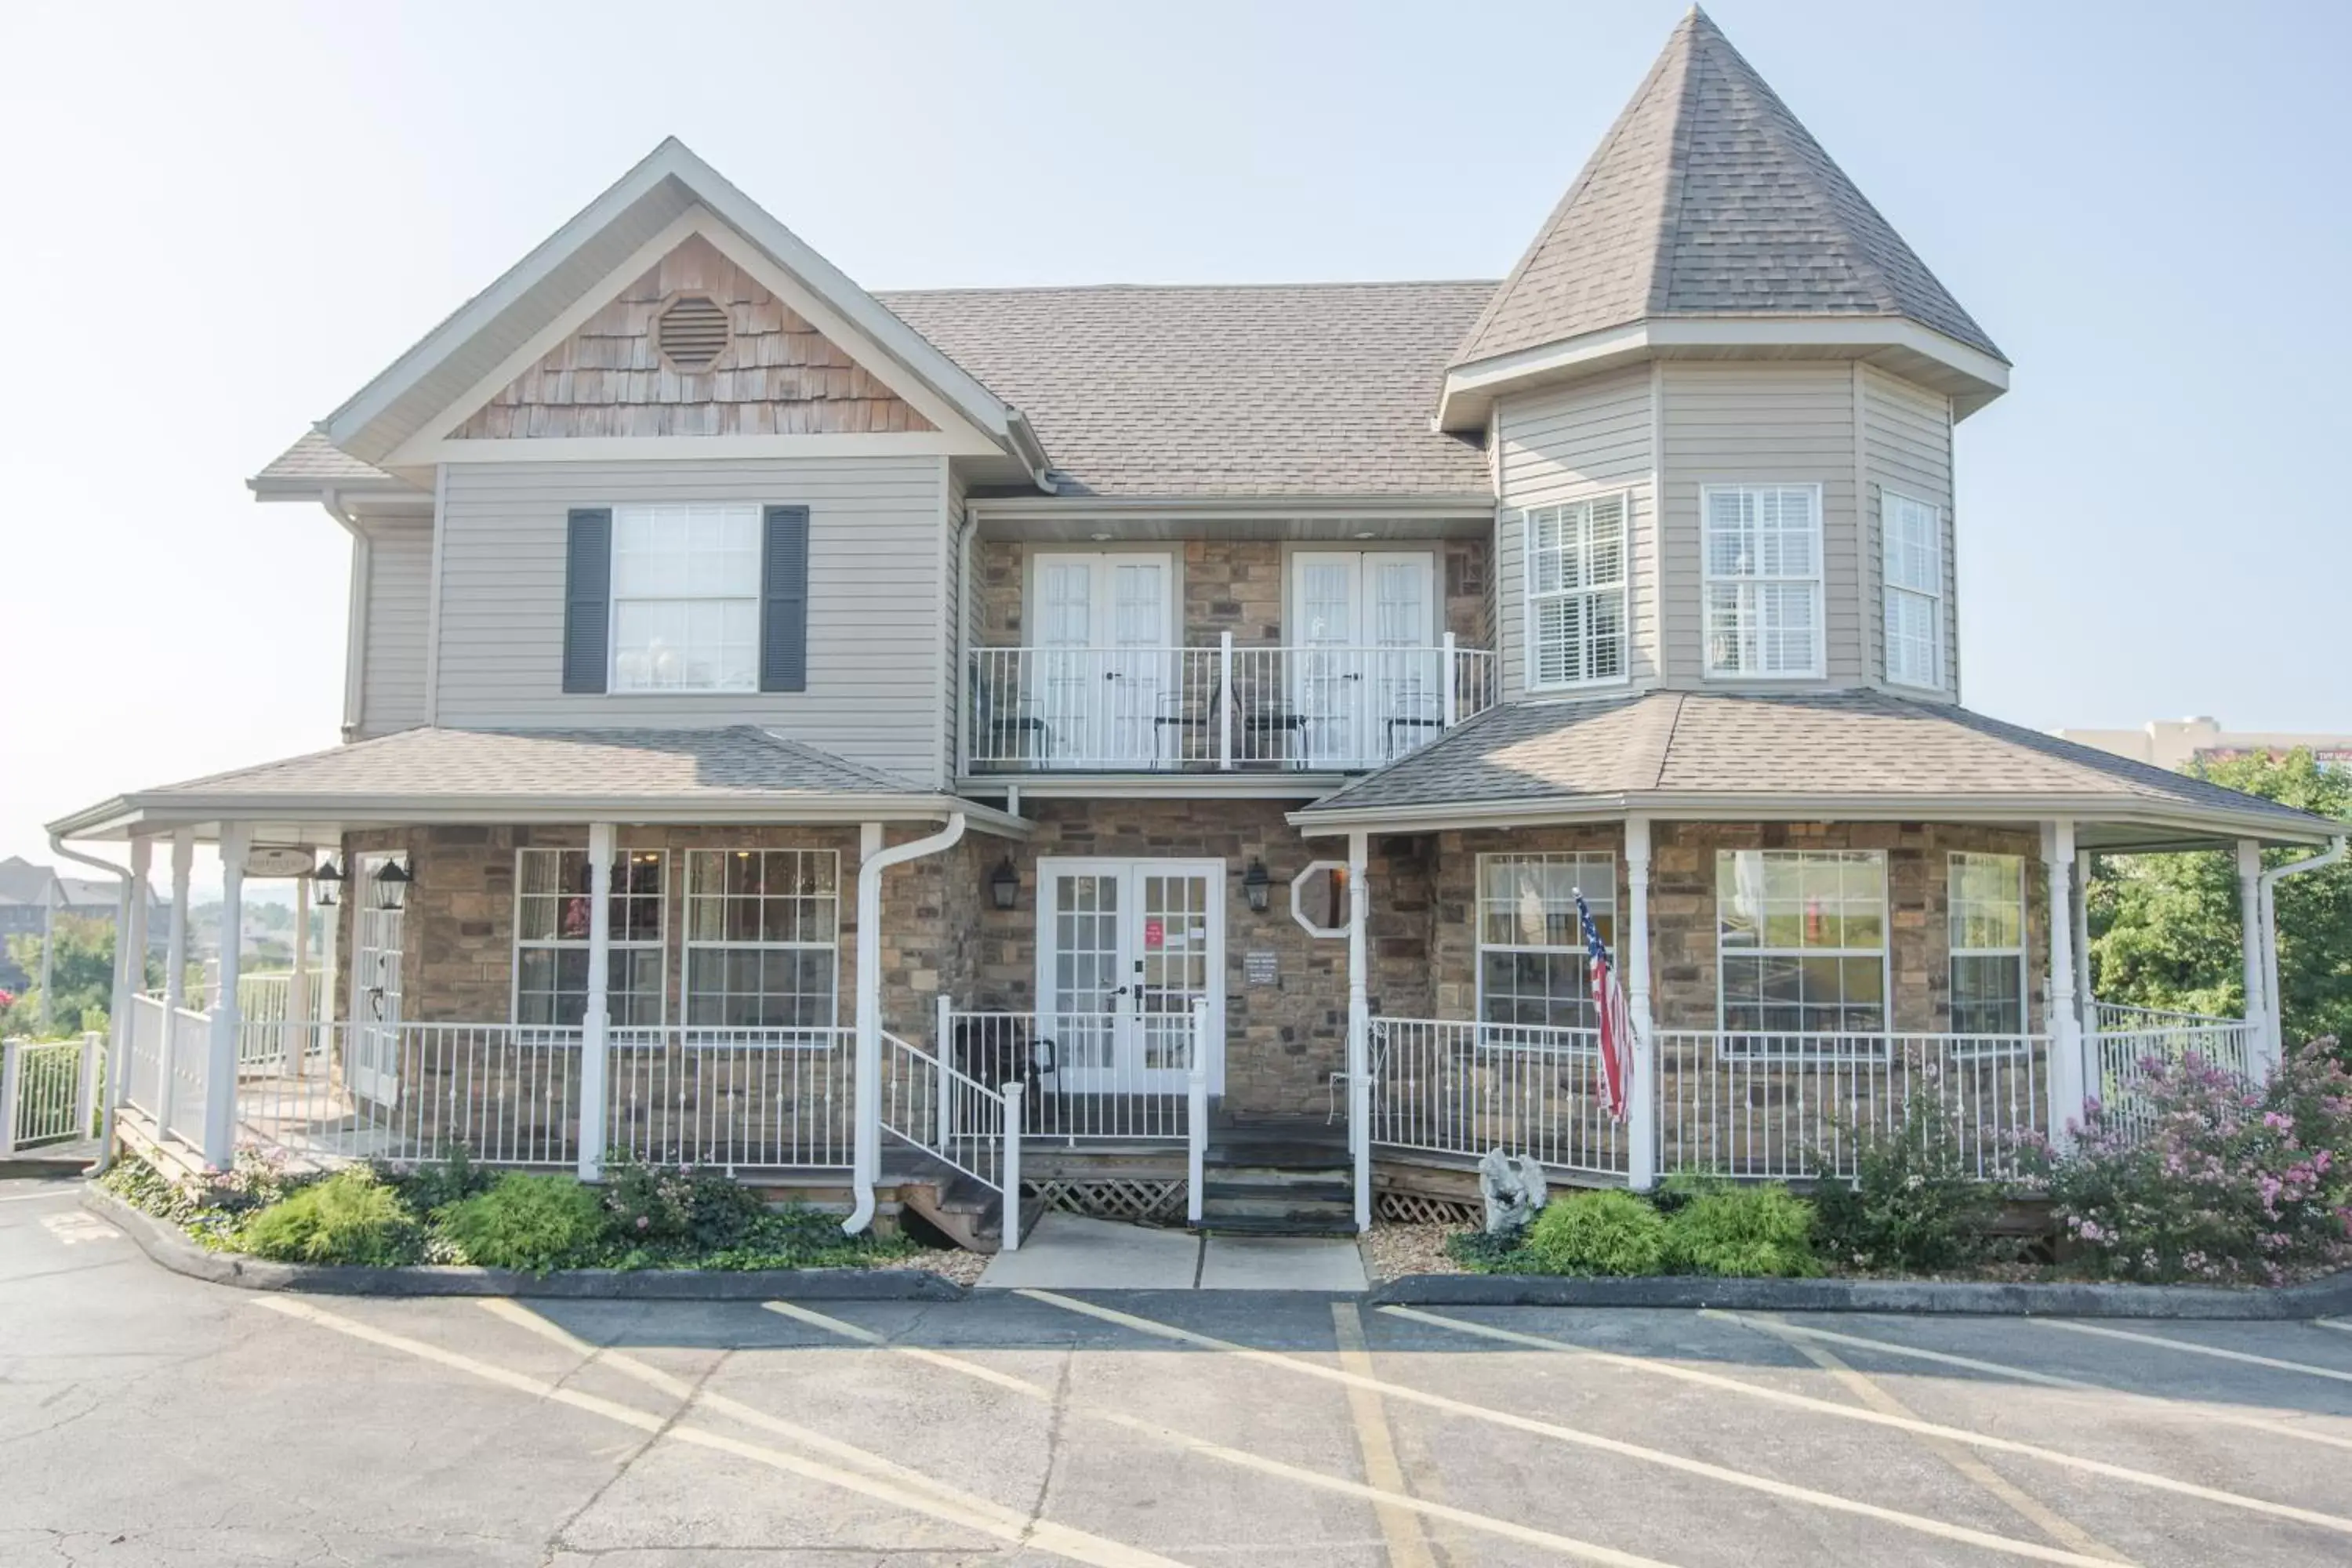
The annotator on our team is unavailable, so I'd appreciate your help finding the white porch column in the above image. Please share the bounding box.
[2042,820,2085,1141]
[155,829,194,1132]
[202,824,251,1167]
[289,869,311,1082]
[576,823,614,1181]
[1624,815,1657,1191]
[2072,848,2094,1028]
[2236,840,2266,1055]
[1345,829,1371,1233]
[853,822,885,1221]
[114,838,153,1117]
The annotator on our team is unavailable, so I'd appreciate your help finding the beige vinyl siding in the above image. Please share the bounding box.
[432,456,947,783]
[942,460,968,776]
[1657,362,1860,684]
[1494,366,1656,699]
[1860,365,1958,699]
[358,521,433,737]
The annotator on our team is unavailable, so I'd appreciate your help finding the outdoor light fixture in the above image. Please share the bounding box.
[1243,857,1272,913]
[372,858,412,913]
[310,855,344,908]
[989,856,1021,912]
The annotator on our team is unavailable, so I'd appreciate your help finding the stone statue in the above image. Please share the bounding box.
[1477,1149,1548,1236]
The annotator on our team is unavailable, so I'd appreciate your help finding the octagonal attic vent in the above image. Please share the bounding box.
[655,294,731,372]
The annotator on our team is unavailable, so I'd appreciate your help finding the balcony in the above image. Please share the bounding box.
[964,637,1497,774]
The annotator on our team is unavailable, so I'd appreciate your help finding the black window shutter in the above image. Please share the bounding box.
[760,504,811,693]
[561,508,612,694]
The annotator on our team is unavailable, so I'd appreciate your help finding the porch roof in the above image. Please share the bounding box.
[48,726,1029,841]
[1289,691,2342,851]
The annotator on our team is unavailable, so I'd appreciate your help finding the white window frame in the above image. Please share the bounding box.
[1714,848,1889,1059]
[1520,492,1631,691]
[1947,851,2029,1051]
[1474,851,1615,1052]
[681,848,842,1044]
[608,502,764,695]
[510,847,669,1036]
[1882,490,1944,691]
[1701,483,1824,680]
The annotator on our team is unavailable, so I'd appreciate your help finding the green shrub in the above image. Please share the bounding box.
[1521,1190,1670,1276]
[381,1145,494,1214]
[436,1173,610,1273]
[1810,1088,2007,1273]
[240,1170,423,1266]
[601,1158,769,1255]
[1663,1181,1820,1277]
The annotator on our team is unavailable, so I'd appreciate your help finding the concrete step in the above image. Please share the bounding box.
[1196,1212,1359,1238]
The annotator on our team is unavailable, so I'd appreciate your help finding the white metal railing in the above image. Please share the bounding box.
[1186,1000,1209,1225]
[164,1004,212,1149]
[2089,1020,2260,1147]
[1367,1018,1628,1178]
[881,1030,1012,1207]
[1,1034,101,1152]
[235,971,331,1076]
[1654,1030,2050,1181]
[943,1007,1194,1141]
[234,1022,585,1167]
[608,1026,854,1171]
[966,637,1497,773]
[127,994,167,1118]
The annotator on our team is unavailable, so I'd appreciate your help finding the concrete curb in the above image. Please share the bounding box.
[1370,1268,2352,1318]
[82,1185,967,1301]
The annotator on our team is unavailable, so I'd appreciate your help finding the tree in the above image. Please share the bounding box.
[2087,750,2352,1048]
[0,914,138,1039]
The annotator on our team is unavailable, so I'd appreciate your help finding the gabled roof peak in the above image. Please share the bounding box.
[1452,9,2002,372]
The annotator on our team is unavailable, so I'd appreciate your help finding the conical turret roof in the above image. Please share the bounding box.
[1454,8,2001,369]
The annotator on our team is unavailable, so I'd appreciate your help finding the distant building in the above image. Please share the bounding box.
[0,856,166,989]
[2054,717,2352,774]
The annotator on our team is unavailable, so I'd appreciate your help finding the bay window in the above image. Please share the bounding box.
[1948,851,2027,1036]
[1882,492,1943,690]
[611,503,762,692]
[512,848,667,1030]
[1523,494,1629,689]
[684,849,840,1035]
[1703,485,1822,677]
[1478,852,1615,1034]
[1716,849,1886,1047]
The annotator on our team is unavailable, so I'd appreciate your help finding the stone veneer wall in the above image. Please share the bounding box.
[974,537,1489,649]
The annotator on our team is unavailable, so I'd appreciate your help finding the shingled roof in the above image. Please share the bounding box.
[1452,7,2002,369]
[1295,692,2336,848]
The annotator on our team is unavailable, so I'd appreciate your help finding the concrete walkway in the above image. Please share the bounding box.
[976,1211,1369,1291]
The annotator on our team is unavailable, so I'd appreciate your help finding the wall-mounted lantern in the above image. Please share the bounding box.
[989,856,1021,912]
[311,855,344,908]
[1242,857,1272,913]
[372,857,412,913]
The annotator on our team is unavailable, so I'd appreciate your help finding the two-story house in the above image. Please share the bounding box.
[57,10,2338,1247]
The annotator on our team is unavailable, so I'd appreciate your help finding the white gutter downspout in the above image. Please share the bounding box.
[844,811,967,1235]
[2257,834,2347,1073]
[320,487,369,741]
[46,835,134,1174]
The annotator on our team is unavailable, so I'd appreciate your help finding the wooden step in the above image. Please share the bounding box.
[1196,1211,1358,1239]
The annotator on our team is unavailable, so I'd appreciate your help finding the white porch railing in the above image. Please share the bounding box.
[235,971,331,1077]
[127,994,167,1120]
[1653,1030,2050,1181]
[880,1030,1014,1202]
[942,1007,1193,1142]
[966,639,1497,773]
[2087,1004,2260,1146]
[163,1004,212,1150]
[1,1034,101,1152]
[1367,1018,1628,1178]
[608,1026,855,1171]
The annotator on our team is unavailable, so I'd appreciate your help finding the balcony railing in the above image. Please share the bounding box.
[965,634,1497,773]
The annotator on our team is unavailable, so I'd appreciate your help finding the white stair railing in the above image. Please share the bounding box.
[1186,999,1209,1226]
[880,1030,1009,1200]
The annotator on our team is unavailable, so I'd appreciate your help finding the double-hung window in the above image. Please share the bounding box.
[1523,494,1628,688]
[1703,485,1822,677]
[512,848,667,1032]
[611,503,761,692]
[683,849,840,1037]
[1716,849,1886,1051]
[1882,492,1943,690]
[1477,852,1614,1038]
[1947,852,2027,1037]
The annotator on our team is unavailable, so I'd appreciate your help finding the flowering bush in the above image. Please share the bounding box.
[2016,1037,2352,1283]
[1810,1087,2009,1273]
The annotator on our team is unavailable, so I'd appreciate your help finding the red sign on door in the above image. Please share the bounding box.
[1143,918,1165,950]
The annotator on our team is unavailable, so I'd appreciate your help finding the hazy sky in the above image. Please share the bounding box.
[4,0,2347,898]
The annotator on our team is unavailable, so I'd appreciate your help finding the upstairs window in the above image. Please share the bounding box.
[1882,492,1943,690]
[1703,485,1821,678]
[1523,493,1628,689]
[611,503,761,692]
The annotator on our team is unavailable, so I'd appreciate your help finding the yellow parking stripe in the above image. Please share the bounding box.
[1017,1289,2118,1566]
[254,1298,1192,1568]
[1330,1304,1440,1568]
[1702,1310,2352,1454]
[2035,1319,2352,1386]
[768,1299,1680,1568]
[1383,1304,2352,1539]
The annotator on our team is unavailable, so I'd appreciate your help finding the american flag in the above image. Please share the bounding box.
[1576,889,1633,1123]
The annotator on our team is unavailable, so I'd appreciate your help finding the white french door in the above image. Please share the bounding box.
[1033,552,1175,767]
[1290,550,1439,766]
[1036,858,1224,1094]
[347,855,405,1107]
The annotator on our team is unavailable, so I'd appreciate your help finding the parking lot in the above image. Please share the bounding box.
[4,1174,2350,1566]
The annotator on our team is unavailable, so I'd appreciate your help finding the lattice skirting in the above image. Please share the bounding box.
[1023,1178,1189,1225]
[1374,1190,1482,1227]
